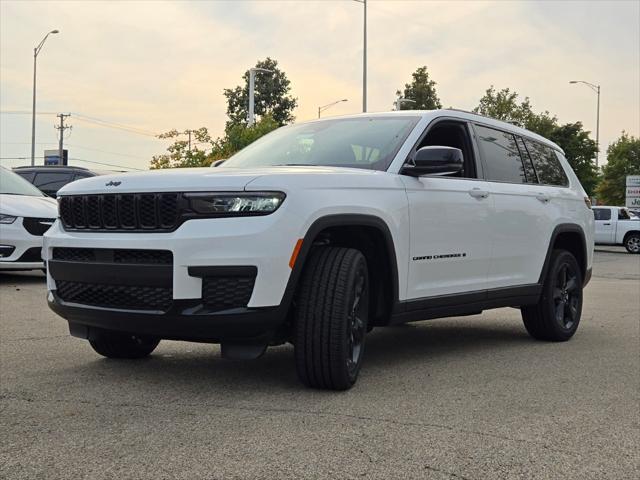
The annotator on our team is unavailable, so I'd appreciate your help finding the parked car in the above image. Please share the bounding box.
[13,166,100,198]
[44,109,594,390]
[0,167,58,271]
[592,206,640,253]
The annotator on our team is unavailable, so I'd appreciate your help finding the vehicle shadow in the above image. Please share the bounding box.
[0,271,46,284]
[53,316,531,395]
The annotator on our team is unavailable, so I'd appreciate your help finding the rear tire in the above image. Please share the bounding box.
[89,332,160,359]
[294,247,369,390]
[521,250,583,342]
[624,233,640,254]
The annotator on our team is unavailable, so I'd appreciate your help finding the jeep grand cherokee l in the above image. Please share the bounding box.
[43,110,595,390]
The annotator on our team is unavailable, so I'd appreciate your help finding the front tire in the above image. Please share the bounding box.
[521,250,583,342]
[294,247,369,390]
[624,233,640,254]
[89,332,160,359]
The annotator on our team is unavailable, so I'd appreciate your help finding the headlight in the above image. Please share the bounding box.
[0,214,17,224]
[184,192,285,216]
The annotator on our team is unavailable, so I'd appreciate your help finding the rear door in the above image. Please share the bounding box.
[473,124,558,289]
[593,208,615,243]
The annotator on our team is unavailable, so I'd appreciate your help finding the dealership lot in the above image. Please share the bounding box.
[1,247,638,479]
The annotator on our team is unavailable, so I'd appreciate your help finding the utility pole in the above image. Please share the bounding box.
[184,129,192,152]
[55,113,71,165]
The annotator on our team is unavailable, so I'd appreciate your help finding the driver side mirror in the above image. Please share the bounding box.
[401,146,464,177]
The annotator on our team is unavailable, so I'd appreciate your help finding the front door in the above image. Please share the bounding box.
[401,120,493,299]
[593,208,614,243]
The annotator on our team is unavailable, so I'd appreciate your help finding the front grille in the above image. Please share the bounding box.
[23,217,55,236]
[59,194,180,232]
[52,248,172,265]
[56,281,172,311]
[202,276,255,311]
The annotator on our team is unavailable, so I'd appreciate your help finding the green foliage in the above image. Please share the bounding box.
[150,127,213,169]
[395,66,442,110]
[223,57,298,127]
[474,86,599,195]
[150,116,279,169]
[596,133,640,205]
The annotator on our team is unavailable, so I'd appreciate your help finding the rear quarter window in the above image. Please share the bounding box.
[524,139,569,187]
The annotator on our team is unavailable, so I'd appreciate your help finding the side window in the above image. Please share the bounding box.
[593,208,611,221]
[618,209,631,220]
[416,121,477,178]
[474,125,526,183]
[33,172,72,195]
[515,137,538,183]
[524,140,569,187]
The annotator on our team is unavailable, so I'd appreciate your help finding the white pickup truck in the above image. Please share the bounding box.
[593,206,640,253]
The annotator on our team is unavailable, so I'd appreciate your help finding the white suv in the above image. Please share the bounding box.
[43,110,595,390]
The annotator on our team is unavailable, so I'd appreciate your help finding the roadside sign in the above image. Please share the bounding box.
[44,149,68,166]
[626,175,640,208]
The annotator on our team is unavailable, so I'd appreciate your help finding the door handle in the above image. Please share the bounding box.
[468,188,489,199]
[535,193,551,203]
[603,223,611,226]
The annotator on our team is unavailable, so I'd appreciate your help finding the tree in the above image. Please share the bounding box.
[223,57,297,127]
[596,133,640,205]
[150,116,279,169]
[150,127,213,169]
[473,86,535,126]
[473,86,599,195]
[395,66,442,110]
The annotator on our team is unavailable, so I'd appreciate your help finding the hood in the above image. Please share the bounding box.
[0,194,58,218]
[56,165,386,195]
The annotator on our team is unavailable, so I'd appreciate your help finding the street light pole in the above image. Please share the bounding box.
[30,30,59,166]
[569,80,601,168]
[353,0,367,112]
[318,99,348,118]
[248,67,274,126]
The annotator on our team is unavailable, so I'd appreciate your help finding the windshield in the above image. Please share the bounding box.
[0,167,45,196]
[221,116,420,171]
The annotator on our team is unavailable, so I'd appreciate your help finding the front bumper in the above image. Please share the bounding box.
[43,213,301,341]
[0,218,45,270]
[48,291,285,342]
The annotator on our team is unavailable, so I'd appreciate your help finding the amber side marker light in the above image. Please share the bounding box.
[289,239,304,269]
[584,196,592,209]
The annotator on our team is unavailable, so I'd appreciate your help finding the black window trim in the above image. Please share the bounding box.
[402,116,484,181]
[514,135,539,184]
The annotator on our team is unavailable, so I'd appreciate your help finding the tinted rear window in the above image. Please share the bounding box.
[524,139,569,187]
[475,125,526,183]
[34,172,73,193]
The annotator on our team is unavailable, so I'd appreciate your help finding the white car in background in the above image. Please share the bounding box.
[593,205,640,253]
[0,167,58,271]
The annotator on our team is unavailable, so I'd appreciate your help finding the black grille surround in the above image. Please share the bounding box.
[59,193,180,232]
[23,217,55,236]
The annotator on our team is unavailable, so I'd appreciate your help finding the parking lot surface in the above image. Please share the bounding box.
[1,247,639,479]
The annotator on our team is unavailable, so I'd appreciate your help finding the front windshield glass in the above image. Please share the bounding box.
[221,116,420,171]
[0,167,45,196]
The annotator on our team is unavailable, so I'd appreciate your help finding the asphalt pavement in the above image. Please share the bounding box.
[1,247,638,479]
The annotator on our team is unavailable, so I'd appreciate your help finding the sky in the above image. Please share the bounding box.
[1,0,639,171]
